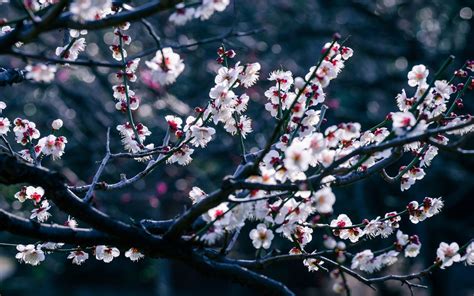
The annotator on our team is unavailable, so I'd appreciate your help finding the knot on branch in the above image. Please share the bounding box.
[0,67,27,86]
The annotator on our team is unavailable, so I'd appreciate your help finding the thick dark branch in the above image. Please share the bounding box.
[0,68,27,86]
[55,0,181,31]
[0,153,157,246]
[0,208,120,246]
[164,187,234,240]
[192,251,295,296]
[139,219,174,234]
[0,0,182,49]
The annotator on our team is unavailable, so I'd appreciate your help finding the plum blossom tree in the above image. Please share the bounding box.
[0,1,473,295]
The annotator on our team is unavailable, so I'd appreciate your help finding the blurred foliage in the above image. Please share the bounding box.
[0,0,473,295]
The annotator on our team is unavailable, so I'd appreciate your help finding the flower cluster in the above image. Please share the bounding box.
[70,0,112,21]
[11,116,67,162]
[390,62,474,190]
[206,46,259,138]
[14,186,52,222]
[55,31,87,61]
[0,24,472,292]
[1,101,67,164]
[15,244,45,266]
[15,243,143,266]
[25,64,57,83]
[150,47,259,166]
[169,0,231,25]
[350,231,421,274]
[109,21,154,155]
[407,197,444,223]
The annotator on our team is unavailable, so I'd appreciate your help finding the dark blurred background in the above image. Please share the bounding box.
[0,0,473,295]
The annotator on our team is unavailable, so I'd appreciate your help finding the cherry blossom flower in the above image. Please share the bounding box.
[13,118,40,145]
[391,111,416,135]
[14,186,28,202]
[189,187,207,204]
[25,64,56,83]
[437,242,461,269]
[195,0,230,20]
[190,126,216,147]
[30,200,51,222]
[396,89,414,112]
[269,70,294,91]
[379,250,399,267]
[407,64,429,87]
[236,115,253,138]
[25,186,44,203]
[434,80,453,99]
[422,197,444,217]
[117,122,152,153]
[95,245,120,263]
[165,115,183,131]
[214,65,241,87]
[39,242,64,251]
[396,230,409,246]
[303,257,324,272]
[68,250,89,265]
[462,242,474,266]
[16,244,45,266]
[249,223,274,249]
[0,101,6,113]
[70,0,112,21]
[400,167,425,191]
[351,250,374,271]
[55,38,86,61]
[200,226,224,245]
[0,117,10,135]
[110,44,125,61]
[329,214,363,243]
[125,248,144,261]
[169,3,195,26]
[167,145,194,165]
[209,84,236,106]
[38,135,68,160]
[311,187,336,214]
[405,242,421,258]
[145,47,185,85]
[284,140,311,173]
[445,117,474,136]
[234,94,250,113]
[65,216,78,229]
[239,62,261,88]
[204,203,231,226]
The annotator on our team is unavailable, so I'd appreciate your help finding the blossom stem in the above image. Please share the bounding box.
[309,209,408,230]
[118,30,142,147]
[252,39,338,172]
[445,75,472,115]
[233,113,247,162]
[28,138,38,166]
